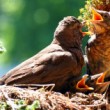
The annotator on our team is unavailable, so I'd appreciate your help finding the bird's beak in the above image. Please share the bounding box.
[76,75,94,91]
[81,31,92,36]
[96,71,107,85]
[81,21,93,36]
[91,9,103,23]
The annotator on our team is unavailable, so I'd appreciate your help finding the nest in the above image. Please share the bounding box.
[0,85,110,110]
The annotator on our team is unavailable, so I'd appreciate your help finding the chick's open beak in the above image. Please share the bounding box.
[81,21,93,36]
[76,75,94,91]
[91,9,103,22]
[96,71,107,85]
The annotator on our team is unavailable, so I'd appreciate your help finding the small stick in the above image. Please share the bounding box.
[13,83,55,91]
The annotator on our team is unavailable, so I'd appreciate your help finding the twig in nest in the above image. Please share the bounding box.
[100,83,110,101]
[80,101,106,108]
[13,83,55,91]
[1,89,17,110]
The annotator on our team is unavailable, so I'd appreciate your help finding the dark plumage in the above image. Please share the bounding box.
[0,16,84,92]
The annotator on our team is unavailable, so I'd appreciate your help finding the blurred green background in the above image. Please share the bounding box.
[0,0,88,76]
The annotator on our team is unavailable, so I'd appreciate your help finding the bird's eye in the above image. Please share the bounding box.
[104,15,107,18]
[103,13,109,20]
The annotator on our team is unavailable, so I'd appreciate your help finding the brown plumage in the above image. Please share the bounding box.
[85,9,110,94]
[0,16,84,92]
[86,9,110,76]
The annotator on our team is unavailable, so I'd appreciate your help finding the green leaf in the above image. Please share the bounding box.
[0,102,9,110]
[26,100,40,110]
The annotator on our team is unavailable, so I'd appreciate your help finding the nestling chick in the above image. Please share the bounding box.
[85,9,110,92]
[86,9,110,76]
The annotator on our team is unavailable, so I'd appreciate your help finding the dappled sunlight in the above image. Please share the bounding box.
[1,0,24,14]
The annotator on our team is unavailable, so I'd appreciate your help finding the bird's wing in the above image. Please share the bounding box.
[1,44,77,85]
[1,44,61,79]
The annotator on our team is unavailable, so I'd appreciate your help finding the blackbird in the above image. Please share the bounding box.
[84,9,110,93]
[76,9,110,91]
[0,16,84,92]
[86,9,110,77]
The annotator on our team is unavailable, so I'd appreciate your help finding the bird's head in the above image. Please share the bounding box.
[54,16,83,47]
[90,9,110,34]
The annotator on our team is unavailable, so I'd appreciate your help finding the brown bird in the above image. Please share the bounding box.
[85,9,110,92]
[86,9,110,77]
[76,9,110,92]
[0,16,84,92]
